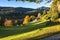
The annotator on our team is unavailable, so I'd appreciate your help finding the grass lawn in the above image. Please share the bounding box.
[0,20,60,40]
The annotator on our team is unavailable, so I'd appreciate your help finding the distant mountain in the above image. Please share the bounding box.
[26,6,50,15]
[0,7,35,19]
[0,6,49,12]
[0,7,50,19]
[37,6,50,14]
[0,6,49,14]
[0,7,35,13]
[37,6,50,10]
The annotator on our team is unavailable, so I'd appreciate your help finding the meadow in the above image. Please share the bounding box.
[0,20,60,40]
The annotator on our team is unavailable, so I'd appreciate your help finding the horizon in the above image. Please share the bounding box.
[0,0,52,9]
[0,6,50,9]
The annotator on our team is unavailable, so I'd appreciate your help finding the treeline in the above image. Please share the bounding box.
[0,4,60,27]
[0,9,60,27]
[0,14,36,26]
[0,10,47,26]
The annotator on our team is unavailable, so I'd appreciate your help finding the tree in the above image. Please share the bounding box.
[37,13,42,20]
[8,0,53,3]
[50,12,59,21]
[8,0,60,13]
[0,16,1,21]
[8,0,43,3]
[8,0,60,6]
[55,18,60,22]
[23,15,30,24]
[8,0,60,21]
[41,0,60,21]
[43,10,47,16]
[0,16,2,26]
[4,19,12,26]
[30,15,35,21]
[57,1,60,12]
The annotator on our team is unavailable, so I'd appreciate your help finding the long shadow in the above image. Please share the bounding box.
[0,21,60,38]
[34,21,60,29]
[45,21,60,27]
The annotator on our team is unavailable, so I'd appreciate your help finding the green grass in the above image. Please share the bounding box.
[0,20,47,38]
[0,20,60,40]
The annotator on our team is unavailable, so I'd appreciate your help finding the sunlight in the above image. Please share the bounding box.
[0,25,60,40]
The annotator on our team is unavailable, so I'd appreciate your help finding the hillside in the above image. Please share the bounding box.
[0,7,35,19]
[0,7,49,19]
[0,7,35,12]
[0,20,60,40]
[0,6,60,40]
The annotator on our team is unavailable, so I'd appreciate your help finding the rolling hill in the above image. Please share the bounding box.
[0,20,60,40]
[0,7,49,19]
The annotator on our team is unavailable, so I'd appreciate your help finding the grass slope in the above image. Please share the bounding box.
[0,20,60,40]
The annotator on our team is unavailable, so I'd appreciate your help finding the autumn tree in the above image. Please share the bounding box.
[8,0,60,21]
[30,15,35,21]
[46,0,60,21]
[38,0,60,21]
[37,13,42,20]
[23,15,30,24]
[43,10,47,16]
[4,19,12,26]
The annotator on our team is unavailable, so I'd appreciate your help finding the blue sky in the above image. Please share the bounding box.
[0,0,52,9]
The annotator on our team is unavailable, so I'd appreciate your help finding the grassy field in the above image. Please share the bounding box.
[0,20,60,40]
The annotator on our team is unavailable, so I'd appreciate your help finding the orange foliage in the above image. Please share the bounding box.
[23,15,30,24]
[4,19,12,26]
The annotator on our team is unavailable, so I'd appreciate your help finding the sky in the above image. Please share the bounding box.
[0,0,52,9]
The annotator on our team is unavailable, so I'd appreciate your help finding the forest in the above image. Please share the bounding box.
[0,6,49,26]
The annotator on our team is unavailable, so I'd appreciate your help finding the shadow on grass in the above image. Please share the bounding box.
[0,21,60,38]
[45,21,60,27]
[34,21,60,29]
